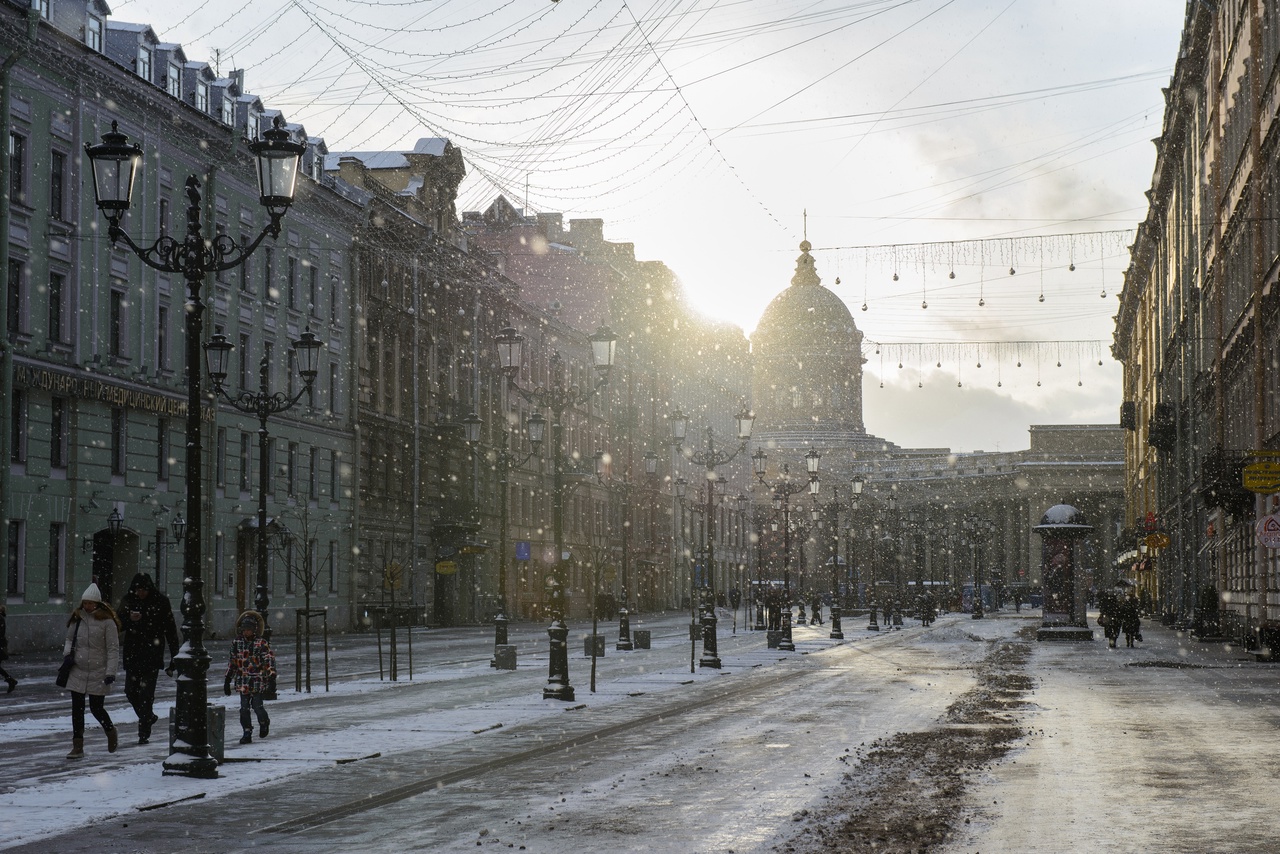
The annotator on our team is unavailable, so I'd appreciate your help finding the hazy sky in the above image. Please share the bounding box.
[110,0,1187,451]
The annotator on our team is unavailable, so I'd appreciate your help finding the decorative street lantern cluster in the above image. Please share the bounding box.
[86,115,306,779]
[753,448,819,651]
[494,324,617,701]
[669,405,755,669]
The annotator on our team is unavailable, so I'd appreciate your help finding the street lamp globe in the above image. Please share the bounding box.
[107,508,124,538]
[170,514,187,544]
[462,411,483,444]
[752,448,768,477]
[805,448,820,476]
[525,411,546,450]
[247,115,306,213]
[203,334,233,389]
[494,326,524,378]
[852,474,864,496]
[589,325,617,375]
[291,330,324,383]
[669,408,688,445]
[644,450,659,477]
[735,405,756,441]
[83,122,142,219]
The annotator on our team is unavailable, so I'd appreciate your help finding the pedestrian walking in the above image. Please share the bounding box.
[225,610,276,745]
[1120,594,1142,648]
[1097,590,1121,648]
[810,594,823,625]
[63,583,121,759]
[118,573,180,744]
[0,603,17,693]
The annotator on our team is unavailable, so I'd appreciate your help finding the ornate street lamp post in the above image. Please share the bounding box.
[754,448,819,650]
[669,405,755,669]
[494,325,617,701]
[86,115,305,778]
[593,449,658,651]
[204,330,322,646]
[817,475,862,640]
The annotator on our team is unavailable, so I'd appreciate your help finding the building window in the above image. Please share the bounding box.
[10,389,25,463]
[263,247,274,300]
[328,540,338,593]
[239,237,250,291]
[157,304,170,370]
[7,258,22,334]
[214,533,225,595]
[47,271,66,343]
[309,446,318,500]
[247,111,260,142]
[267,440,277,497]
[287,349,297,398]
[49,150,66,220]
[85,17,103,52]
[329,449,340,503]
[111,408,127,476]
[287,256,298,310]
[6,520,24,598]
[239,431,251,493]
[47,522,65,598]
[221,94,234,126]
[157,417,170,482]
[309,264,319,316]
[287,442,298,496]
[238,333,251,390]
[8,131,25,204]
[329,275,338,324]
[136,47,152,82]
[154,527,168,591]
[109,289,125,358]
[284,539,295,593]
[167,62,182,98]
[263,342,274,393]
[50,397,67,469]
[216,427,227,488]
[328,362,338,415]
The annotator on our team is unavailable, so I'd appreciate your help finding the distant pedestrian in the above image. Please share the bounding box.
[1098,591,1121,648]
[1,603,17,693]
[810,595,823,625]
[63,583,121,759]
[225,610,276,744]
[1120,595,1142,648]
[118,573,180,745]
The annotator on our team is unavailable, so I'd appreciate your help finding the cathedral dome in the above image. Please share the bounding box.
[752,241,858,351]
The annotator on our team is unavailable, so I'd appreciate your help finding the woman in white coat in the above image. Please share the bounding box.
[63,583,121,759]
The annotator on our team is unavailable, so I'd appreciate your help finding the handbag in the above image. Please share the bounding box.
[55,620,80,688]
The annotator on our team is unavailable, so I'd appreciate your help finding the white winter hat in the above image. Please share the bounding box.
[80,583,103,604]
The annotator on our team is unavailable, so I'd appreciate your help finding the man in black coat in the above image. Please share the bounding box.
[119,573,180,744]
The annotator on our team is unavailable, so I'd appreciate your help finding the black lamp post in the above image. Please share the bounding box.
[494,325,617,701]
[817,476,862,640]
[593,449,658,651]
[753,508,767,630]
[669,405,755,669]
[463,411,538,656]
[204,330,322,645]
[86,115,305,778]
[753,448,819,651]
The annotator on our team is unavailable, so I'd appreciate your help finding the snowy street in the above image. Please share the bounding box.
[0,610,1276,853]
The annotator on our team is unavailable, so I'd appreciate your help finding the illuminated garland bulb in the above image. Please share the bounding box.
[997,381,1002,387]
[1009,267,1016,276]
[936,361,942,368]
[922,300,928,309]
[1017,361,1022,367]
[949,271,955,279]
[957,381,963,387]
[1069,263,1075,271]
[1100,289,1107,298]
[979,297,985,306]
[1038,294,1045,303]
[976,362,981,368]
[862,303,868,312]
[892,273,899,281]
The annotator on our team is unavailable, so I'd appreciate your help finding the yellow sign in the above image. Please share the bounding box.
[1144,532,1170,550]
[1243,462,1280,494]
[434,560,458,576]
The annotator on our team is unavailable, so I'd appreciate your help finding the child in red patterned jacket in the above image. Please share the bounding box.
[224,610,276,745]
